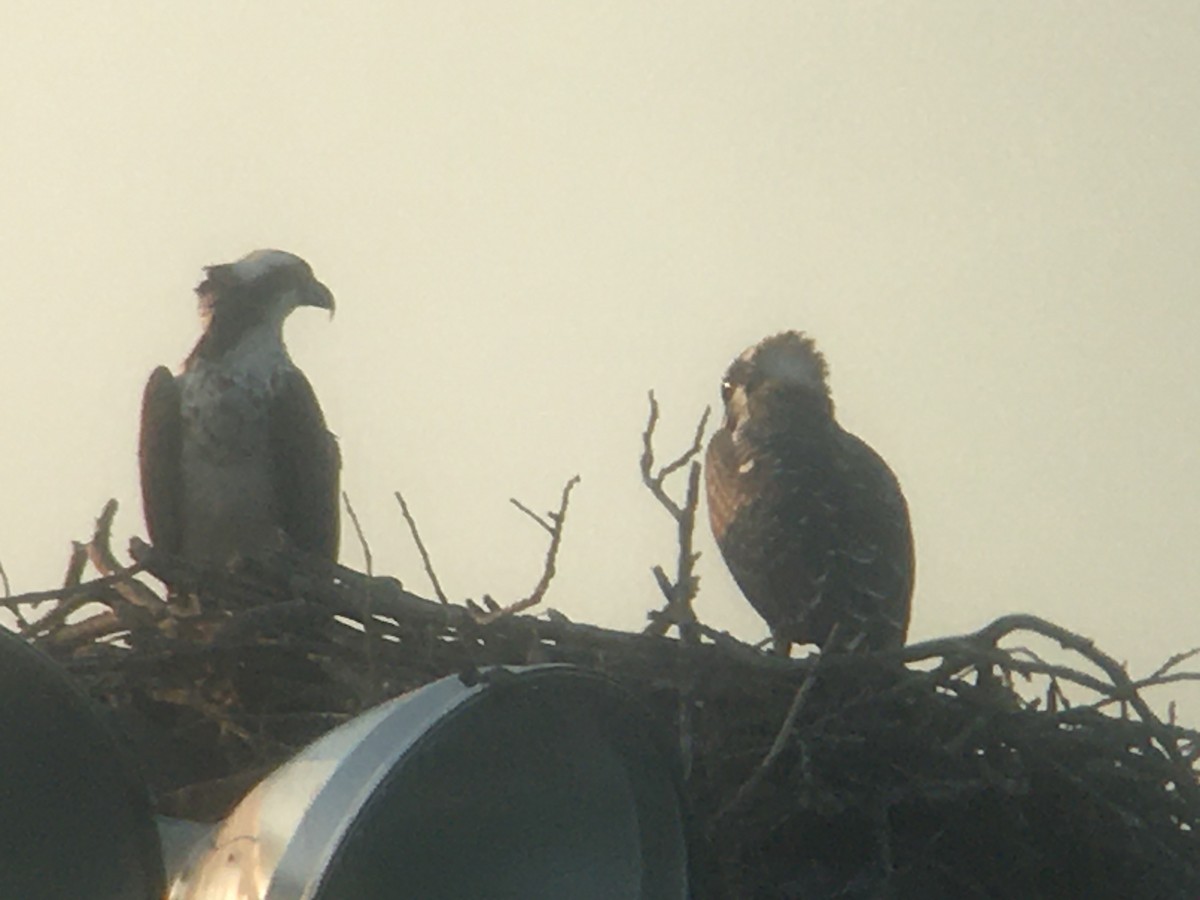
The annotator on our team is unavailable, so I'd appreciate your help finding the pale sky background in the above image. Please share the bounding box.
[2,4,1198,713]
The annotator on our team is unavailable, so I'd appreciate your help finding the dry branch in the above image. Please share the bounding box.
[83,500,163,612]
[2,561,144,613]
[713,646,826,827]
[341,491,382,692]
[640,390,710,641]
[341,491,373,577]
[472,475,581,624]
[394,489,450,604]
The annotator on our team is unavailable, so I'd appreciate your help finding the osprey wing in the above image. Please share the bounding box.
[825,428,915,648]
[138,366,184,555]
[269,368,341,561]
[705,428,751,547]
[705,427,807,637]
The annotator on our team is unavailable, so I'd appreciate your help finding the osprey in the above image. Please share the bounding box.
[138,249,340,566]
[705,331,914,654]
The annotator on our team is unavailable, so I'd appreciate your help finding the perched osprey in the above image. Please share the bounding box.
[138,249,340,566]
[705,331,914,654]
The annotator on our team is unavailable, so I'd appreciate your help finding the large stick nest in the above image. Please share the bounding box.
[5,527,1199,899]
[5,397,1199,898]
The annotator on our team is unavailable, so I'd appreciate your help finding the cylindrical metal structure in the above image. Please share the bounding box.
[167,665,689,899]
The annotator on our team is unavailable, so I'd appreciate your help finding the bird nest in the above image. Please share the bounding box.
[4,512,1198,899]
[4,399,1200,898]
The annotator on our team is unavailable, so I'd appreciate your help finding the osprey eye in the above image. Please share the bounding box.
[720,380,734,403]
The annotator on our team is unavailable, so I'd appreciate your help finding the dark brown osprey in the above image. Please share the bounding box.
[705,331,914,654]
[138,249,340,566]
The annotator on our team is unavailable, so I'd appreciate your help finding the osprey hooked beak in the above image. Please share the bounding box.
[304,278,336,317]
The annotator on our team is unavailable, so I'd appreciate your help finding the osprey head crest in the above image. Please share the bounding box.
[196,249,335,322]
[719,331,833,433]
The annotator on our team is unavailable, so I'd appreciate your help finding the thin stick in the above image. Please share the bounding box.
[84,500,163,612]
[341,491,373,577]
[509,498,554,535]
[640,390,711,518]
[2,563,146,611]
[1148,647,1200,680]
[640,392,710,640]
[64,540,88,589]
[20,542,91,637]
[394,490,449,604]
[342,490,379,692]
[639,400,708,787]
[0,557,28,628]
[474,475,581,624]
[713,651,825,826]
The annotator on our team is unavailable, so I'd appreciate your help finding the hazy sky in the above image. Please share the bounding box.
[3,4,1198,712]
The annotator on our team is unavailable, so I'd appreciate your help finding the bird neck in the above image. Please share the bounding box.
[765,385,835,423]
[187,308,287,368]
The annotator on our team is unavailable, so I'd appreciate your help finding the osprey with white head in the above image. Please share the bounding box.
[139,249,340,567]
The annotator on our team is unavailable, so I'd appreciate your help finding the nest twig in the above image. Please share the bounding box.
[472,474,581,624]
[640,390,710,641]
[393,489,449,604]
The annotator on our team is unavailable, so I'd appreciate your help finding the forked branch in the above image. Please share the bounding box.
[473,475,581,625]
[640,391,711,641]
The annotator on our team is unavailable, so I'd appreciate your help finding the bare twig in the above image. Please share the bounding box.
[1130,671,1200,691]
[8,503,167,639]
[1149,647,1200,680]
[84,499,123,575]
[38,608,128,648]
[342,491,379,695]
[1081,672,1200,715]
[713,646,827,826]
[19,542,92,638]
[23,541,85,631]
[64,540,88,589]
[341,491,373,577]
[0,557,29,628]
[638,394,712,783]
[639,390,711,518]
[394,490,450,604]
[84,500,164,612]
[509,498,554,535]
[474,475,581,624]
[3,563,147,612]
[640,391,710,641]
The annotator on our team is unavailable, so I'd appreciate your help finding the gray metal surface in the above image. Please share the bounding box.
[166,665,688,899]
